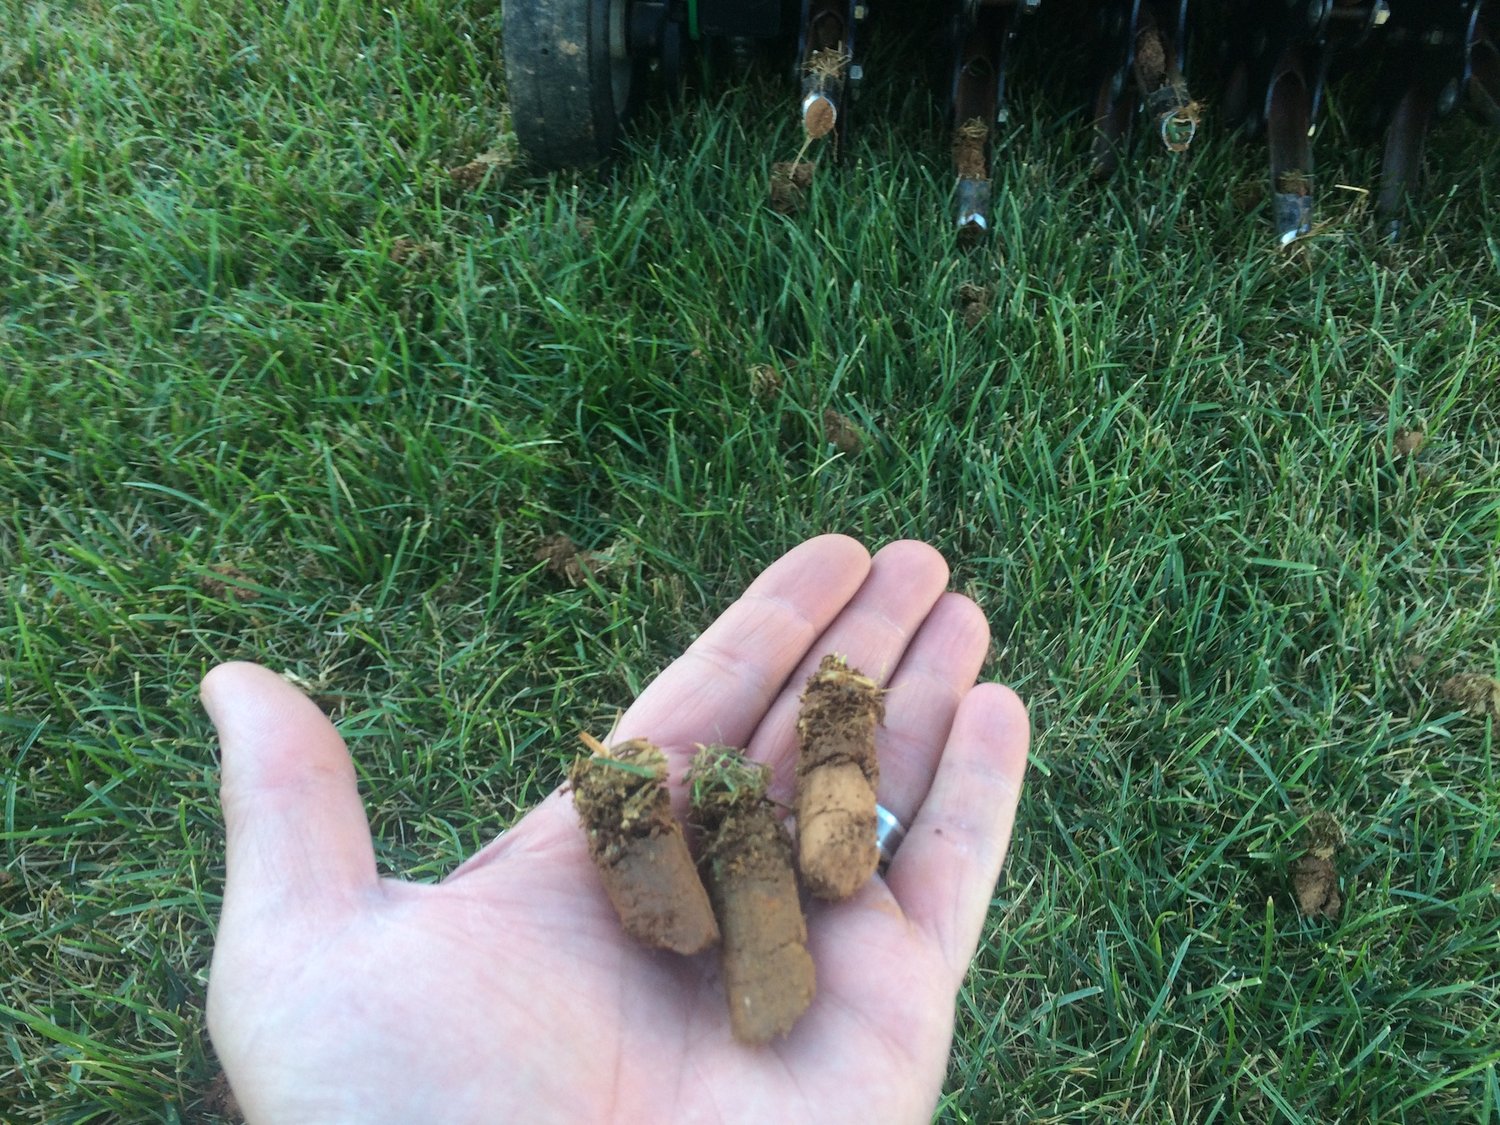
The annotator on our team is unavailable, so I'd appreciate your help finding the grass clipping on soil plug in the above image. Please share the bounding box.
[795,655,883,900]
[689,746,815,1045]
[570,736,719,954]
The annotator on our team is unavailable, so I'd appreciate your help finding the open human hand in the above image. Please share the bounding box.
[204,535,1029,1123]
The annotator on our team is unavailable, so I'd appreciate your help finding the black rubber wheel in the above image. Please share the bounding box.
[502,0,640,168]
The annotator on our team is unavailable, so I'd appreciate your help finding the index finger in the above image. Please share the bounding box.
[609,534,872,764]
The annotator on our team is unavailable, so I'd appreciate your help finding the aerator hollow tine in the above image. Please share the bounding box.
[1472,6,1500,126]
[500,0,1498,245]
[1220,0,1392,245]
[1089,1,1199,181]
[1364,1,1493,239]
[949,1,1039,241]
[798,0,865,146]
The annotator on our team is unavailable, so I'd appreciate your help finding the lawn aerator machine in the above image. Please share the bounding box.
[500,1,1498,242]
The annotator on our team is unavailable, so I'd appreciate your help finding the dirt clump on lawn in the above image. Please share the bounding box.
[203,1069,243,1121]
[690,747,814,1044]
[571,739,720,954]
[1393,427,1426,457]
[748,362,784,401]
[957,283,992,328]
[822,409,865,455]
[1291,811,1344,920]
[198,564,254,600]
[1439,673,1500,720]
[447,149,509,189]
[770,162,815,214]
[535,533,617,586]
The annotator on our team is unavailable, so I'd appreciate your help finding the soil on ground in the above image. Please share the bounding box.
[749,363,784,400]
[822,409,864,454]
[1292,853,1341,918]
[447,150,509,189]
[1439,673,1500,720]
[571,741,719,953]
[957,283,991,328]
[1393,427,1426,457]
[198,563,254,600]
[536,533,616,587]
[770,161,815,214]
[1292,810,1344,920]
[203,1070,243,1122]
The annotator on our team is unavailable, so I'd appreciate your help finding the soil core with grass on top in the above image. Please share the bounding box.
[690,746,815,1045]
[795,655,884,900]
[570,738,719,954]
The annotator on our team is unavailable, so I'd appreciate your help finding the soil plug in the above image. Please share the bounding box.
[689,746,815,1045]
[1439,672,1500,721]
[1291,810,1344,920]
[769,161,814,214]
[795,655,883,900]
[570,735,720,954]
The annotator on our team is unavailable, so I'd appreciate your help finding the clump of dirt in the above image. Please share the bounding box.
[1393,427,1426,457]
[770,161,815,214]
[447,149,510,190]
[198,564,254,601]
[570,738,720,954]
[749,363,784,401]
[1304,810,1343,857]
[535,533,616,587]
[822,409,864,455]
[390,237,436,266]
[795,655,883,900]
[957,282,992,328]
[689,746,815,1045]
[1233,178,1267,213]
[953,117,989,181]
[1293,854,1340,918]
[1291,810,1344,920]
[203,1070,243,1122]
[1439,673,1500,720]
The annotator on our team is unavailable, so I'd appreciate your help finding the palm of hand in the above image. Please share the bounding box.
[205,538,1028,1124]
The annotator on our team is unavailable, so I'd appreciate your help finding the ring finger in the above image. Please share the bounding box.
[872,591,992,829]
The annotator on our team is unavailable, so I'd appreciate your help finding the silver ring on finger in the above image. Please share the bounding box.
[875,803,907,873]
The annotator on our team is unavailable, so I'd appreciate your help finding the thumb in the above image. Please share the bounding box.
[202,662,377,910]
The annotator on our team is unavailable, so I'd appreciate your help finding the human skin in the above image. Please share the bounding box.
[203,535,1030,1124]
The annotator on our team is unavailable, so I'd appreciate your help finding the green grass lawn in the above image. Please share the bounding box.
[3,0,1499,1120]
